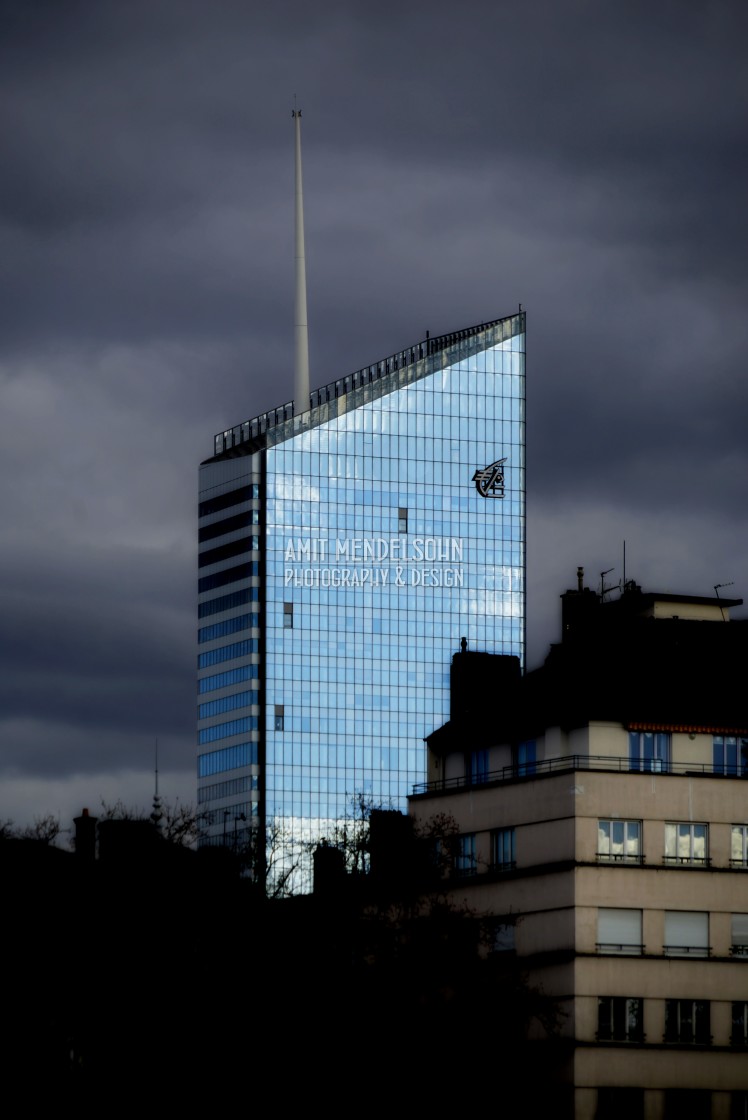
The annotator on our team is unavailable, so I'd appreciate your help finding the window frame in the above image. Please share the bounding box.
[487,918,516,953]
[731,914,748,957]
[664,910,710,958]
[597,996,644,1043]
[664,822,709,866]
[732,825,748,869]
[629,730,670,773]
[597,908,643,955]
[469,749,489,786]
[456,832,477,877]
[598,818,642,864]
[516,739,536,776]
[713,735,748,777]
[491,827,516,871]
[731,1002,748,1047]
[664,999,711,1045]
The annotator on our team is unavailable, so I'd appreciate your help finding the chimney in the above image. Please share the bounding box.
[73,807,98,861]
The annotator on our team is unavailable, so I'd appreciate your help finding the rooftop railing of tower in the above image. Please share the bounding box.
[212,312,521,457]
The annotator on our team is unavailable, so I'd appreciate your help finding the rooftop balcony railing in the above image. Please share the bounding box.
[413,753,748,796]
[212,313,522,457]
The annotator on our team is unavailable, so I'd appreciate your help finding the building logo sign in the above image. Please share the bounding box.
[283,537,464,589]
[472,457,506,498]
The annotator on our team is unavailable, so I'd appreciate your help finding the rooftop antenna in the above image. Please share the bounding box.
[292,100,310,413]
[622,539,626,590]
[151,738,163,832]
[714,581,734,623]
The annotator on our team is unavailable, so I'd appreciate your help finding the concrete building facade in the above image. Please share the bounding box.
[410,578,748,1119]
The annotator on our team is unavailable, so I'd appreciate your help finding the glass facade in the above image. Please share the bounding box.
[197,312,525,883]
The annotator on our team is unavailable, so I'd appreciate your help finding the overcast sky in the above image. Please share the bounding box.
[1,0,746,830]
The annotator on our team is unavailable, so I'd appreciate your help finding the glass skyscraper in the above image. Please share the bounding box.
[197,311,525,881]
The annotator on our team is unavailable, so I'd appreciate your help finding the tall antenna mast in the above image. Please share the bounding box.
[151,738,163,832]
[292,104,310,412]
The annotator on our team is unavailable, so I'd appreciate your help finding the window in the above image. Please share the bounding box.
[198,561,258,594]
[487,919,515,953]
[201,802,254,827]
[733,826,748,868]
[664,1091,711,1120]
[198,510,255,543]
[198,536,258,568]
[629,731,670,772]
[664,1000,711,1044]
[283,602,293,629]
[198,613,258,643]
[664,822,708,865]
[198,664,259,694]
[197,638,257,669]
[198,774,257,803]
[732,915,748,957]
[198,690,258,719]
[397,507,408,533]
[731,1092,748,1120]
[714,735,748,776]
[597,997,643,1042]
[469,749,489,785]
[731,1002,748,1046]
[197,741,257,777]
[274,704,284,732]
[198,587,258,619]
[664,911,709,957]
[491,827,516,870]
[598,819,642,863]
[198,483,258,519]
[597,908,642,955]
[596,1089,644,1120]
[198,717,258,745]
[456,833,477,876]
[516,740,536,776]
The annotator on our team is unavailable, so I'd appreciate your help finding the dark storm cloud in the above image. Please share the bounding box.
[0,0,746,820]
[0,541,193,773]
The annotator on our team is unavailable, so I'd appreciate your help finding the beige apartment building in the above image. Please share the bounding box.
[409,577,748,1120]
